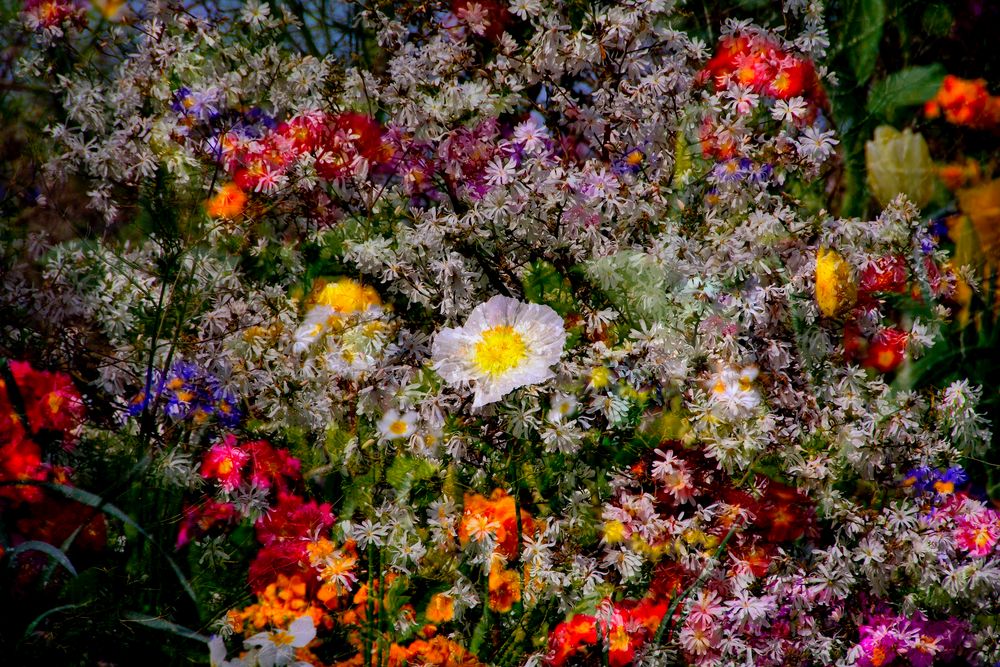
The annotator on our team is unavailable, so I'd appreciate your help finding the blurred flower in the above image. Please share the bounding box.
[815,248,856,317]
[425,592,455,623]
[955,178,1000,269]
[925,74,1000,129]
[938,158,981,191]
[315,112,391,181]
[23,0,86,31]
[487,561,521,612]
[432,295,566,407]
[903,465,967,497]
[176,500,237,549]
[863,328,907,373]
[706,365,761,419]
[206,183,247,219]
[865,126,934,209]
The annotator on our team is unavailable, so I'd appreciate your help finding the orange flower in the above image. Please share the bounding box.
[425,592,455,623]
[206,182,247,218]
[925,75,1000,129]
[487,562,521,613]
[229,574,327,633]
[938,159,981,191]
[458,489,535,559]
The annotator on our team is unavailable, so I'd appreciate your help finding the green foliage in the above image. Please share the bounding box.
[845,0,886,84]
[386,455,438,498]
[866,64,947,121]
[522,260,578,317]
[585,251,675,325]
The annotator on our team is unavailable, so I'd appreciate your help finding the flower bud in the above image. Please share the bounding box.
[865,126,935,209]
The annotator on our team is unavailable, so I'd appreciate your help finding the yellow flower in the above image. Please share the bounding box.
[815,248,856,317]
[865,126,935,209]
[603,520,626,544]
[313,278,381,314]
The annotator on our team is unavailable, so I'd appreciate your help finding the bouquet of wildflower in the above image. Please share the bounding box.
[1,0,999,666]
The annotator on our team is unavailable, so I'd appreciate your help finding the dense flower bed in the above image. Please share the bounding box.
[1,1,999,666]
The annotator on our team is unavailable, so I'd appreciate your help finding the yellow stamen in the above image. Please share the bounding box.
[473,325,527,377]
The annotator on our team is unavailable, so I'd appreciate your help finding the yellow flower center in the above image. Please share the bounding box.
[933,480,954,495]
[218,458,234,475]
[272,630,295,646]
[389,420,409,435]
[473,325,527,377]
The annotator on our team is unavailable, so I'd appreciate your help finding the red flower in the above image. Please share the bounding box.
[546,614,598,666]
[859,255,908,296]
[756,481,813,543]
[0,433,46,503]
[201,434,250,492]
[730,541,775,578]
[255,492,335,546]
[175,499,238,549]
[7,361,84,441]
[315,113,390,181]
[245,440,301,491]
[247,540,312,593]
[276,111,326,154]
[15,496,106,552]
[863,328,907,373]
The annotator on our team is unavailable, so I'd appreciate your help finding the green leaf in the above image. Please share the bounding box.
[123,612,209,643]
[866,64,946,119]
[386,456,437,497]
[521,260,577,316]
[43,483,199,606]
[9,540,77,577]
[846,0,886,84]
[24,604,85,637]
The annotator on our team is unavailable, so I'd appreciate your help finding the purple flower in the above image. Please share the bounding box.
[611,147,645,175]
[903,465,966,496]
[125,361,241,427]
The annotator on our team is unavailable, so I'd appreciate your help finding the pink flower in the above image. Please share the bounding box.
[201,434,250,492]
[954,509,1000,557]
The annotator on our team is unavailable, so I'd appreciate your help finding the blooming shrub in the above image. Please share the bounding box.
[1,1,999,666]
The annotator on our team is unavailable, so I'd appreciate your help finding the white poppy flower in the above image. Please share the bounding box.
[432,296,566,408]
[244,615,316,667]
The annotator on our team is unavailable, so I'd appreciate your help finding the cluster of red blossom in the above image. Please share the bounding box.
[1,361,105,589]
[180,433,344,594]
[547,598,667,667]
[845,255,955,374]
[697,33,827,159]
[0,361,84,503]
[546,446,815,665]
[219,111,393,194]
[925,75,1000,130]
